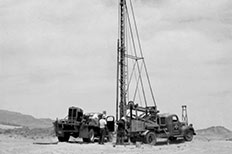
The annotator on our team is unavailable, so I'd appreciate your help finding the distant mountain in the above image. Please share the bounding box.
[0,109,53,129]
[197,126,231,134]
[196,126,232,140]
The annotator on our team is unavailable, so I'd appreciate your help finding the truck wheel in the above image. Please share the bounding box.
[184,130,193,141]
[145,132,157,145]
[169,136,177,142]
[58,134,70,142]
[89,129,95,142]
[83,129,95,143]
[130,137,136,144]
[82,138,90,142]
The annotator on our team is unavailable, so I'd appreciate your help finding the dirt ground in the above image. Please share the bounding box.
[0,135,232,154]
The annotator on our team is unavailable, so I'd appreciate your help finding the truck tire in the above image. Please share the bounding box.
[82,129,95,143]
[130,137,136,143]
[169,136,177,142]
[184,130,193,141]
[145,132,157,145]
[58,134,70,142]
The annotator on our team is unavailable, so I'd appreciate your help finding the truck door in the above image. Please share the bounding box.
[106,116,115,132]
[172,115,181,135]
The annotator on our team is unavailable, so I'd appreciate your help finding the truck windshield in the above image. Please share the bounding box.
[172,116,178,122]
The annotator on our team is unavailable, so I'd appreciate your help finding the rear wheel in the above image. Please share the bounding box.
[130,137,137,144]
[58,134,70,142]
[82,129,95,143]
[82,138,89,142]
[145,132,157,145]
[184,130,193,141]
[169,136,177,142]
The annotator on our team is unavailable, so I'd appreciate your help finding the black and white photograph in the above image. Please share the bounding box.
[0,0,232,153]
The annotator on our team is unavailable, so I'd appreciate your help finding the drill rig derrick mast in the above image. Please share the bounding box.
[116,0,127,121]
[116,0,157,123]
[116,0,159,144]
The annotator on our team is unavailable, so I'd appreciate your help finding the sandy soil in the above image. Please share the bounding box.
[0,135,232,154]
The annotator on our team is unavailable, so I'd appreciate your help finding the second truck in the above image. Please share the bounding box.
[53,106,115,142]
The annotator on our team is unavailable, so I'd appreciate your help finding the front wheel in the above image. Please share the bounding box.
[184,131,193,141]
[145,132,157,145]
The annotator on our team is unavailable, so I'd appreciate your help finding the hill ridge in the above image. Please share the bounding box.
[197,126,232,134]
[0,109,53,129]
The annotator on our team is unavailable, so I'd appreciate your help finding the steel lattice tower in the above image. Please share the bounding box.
[116,0,127,121]
[182,105,188,125]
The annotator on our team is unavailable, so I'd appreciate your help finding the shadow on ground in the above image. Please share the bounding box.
[156,139,185,146]
[67,138,186,146]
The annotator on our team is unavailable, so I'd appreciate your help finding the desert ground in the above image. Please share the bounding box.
[0,134,232,154]
[1,110,232,154]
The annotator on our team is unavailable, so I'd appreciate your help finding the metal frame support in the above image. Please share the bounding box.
[182,105,188,125]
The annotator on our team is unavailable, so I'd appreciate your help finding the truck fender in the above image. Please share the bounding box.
[141,130,150,136]
[189,127,196,135]
[182,126,196,136]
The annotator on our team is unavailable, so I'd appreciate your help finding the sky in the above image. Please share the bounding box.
[0,0,232,130]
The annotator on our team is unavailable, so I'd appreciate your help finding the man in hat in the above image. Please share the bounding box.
[99,115,107,144]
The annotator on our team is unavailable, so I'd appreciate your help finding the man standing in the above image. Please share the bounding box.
[116,117,126,145]
[99,115,107,144]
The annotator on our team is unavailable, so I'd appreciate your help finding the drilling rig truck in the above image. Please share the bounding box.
[115,0,196,145]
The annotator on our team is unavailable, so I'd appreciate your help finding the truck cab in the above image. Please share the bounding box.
[68,107,83,122]
[157,113,196,141]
